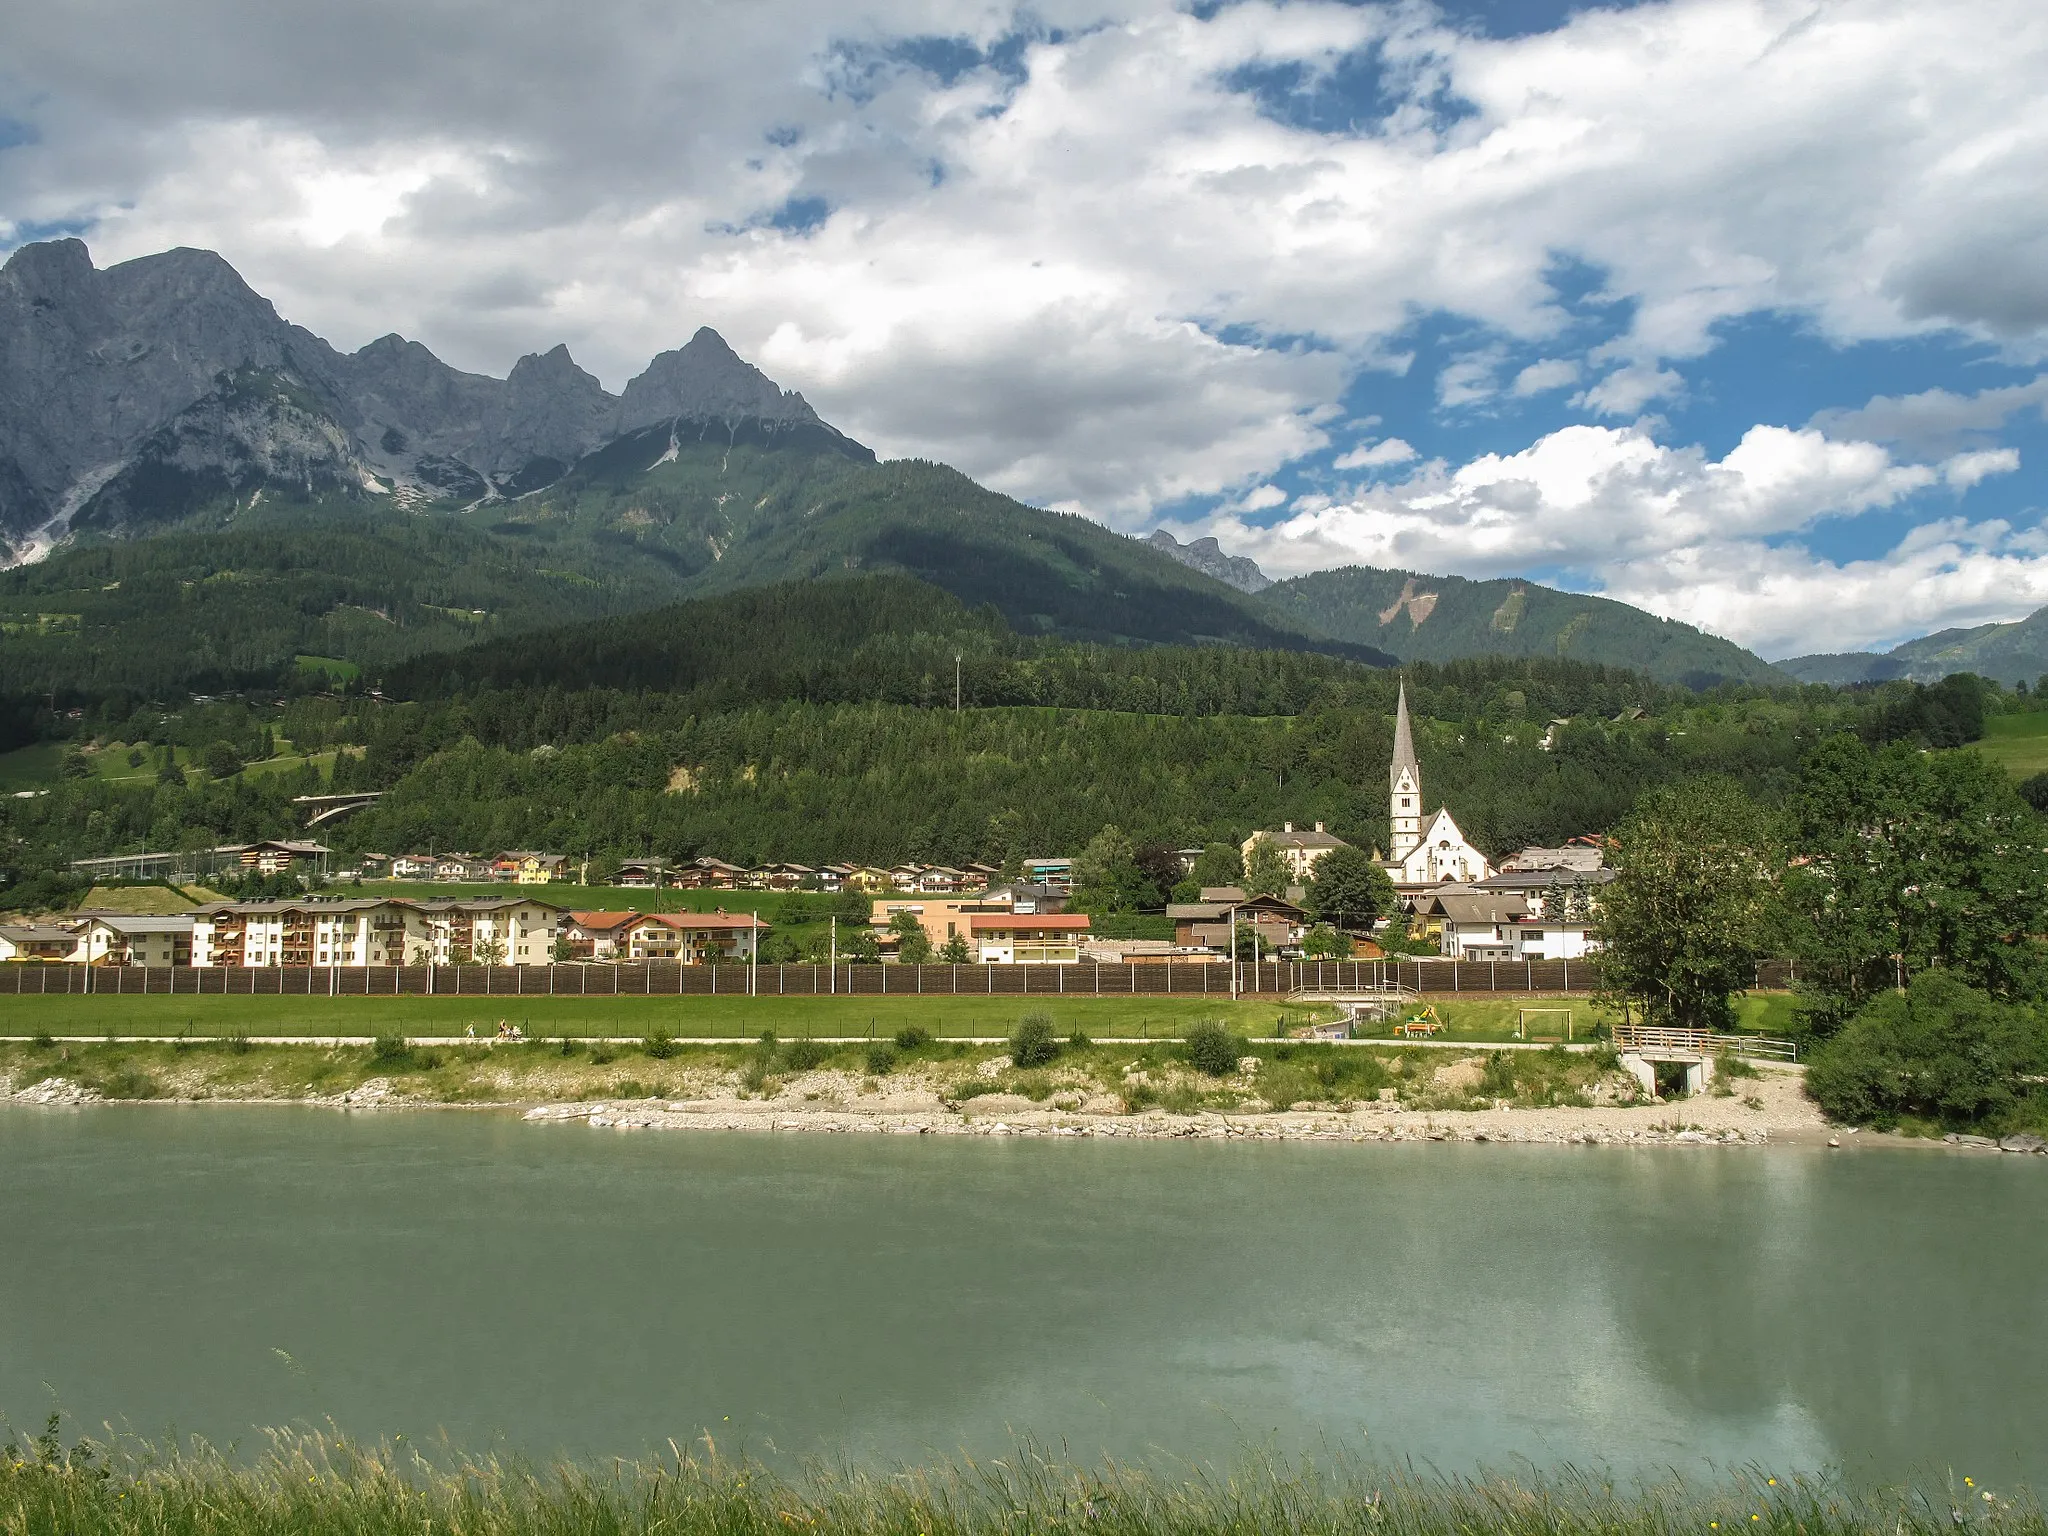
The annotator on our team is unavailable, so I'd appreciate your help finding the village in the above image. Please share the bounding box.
[0,688,1613,972]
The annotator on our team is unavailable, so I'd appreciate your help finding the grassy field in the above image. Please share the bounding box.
[0,992,1312,1040]
[0,988,1804,1043]
[1,1427,2021,1536]
[1970,712,2048,780]
[79,883,202,914]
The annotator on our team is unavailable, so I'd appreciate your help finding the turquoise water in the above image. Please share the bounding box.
[1,1107,2043,1483]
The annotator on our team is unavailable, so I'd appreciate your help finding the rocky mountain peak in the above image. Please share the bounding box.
[1147,529,1272,594]
[616,326,823,436]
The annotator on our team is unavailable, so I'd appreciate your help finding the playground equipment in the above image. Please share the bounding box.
[1515,1007,1574,1041]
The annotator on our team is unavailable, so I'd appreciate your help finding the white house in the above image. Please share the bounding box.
[970,912,1090,964]
[75,913,193,966]
[192,897,564,966]
[1241,822,1349,882]
[0,922,80,962]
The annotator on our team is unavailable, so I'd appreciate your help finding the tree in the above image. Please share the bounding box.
[1596,777,1778,1031]
[1302,923,1349,959]
[1541,875,1568,923]
[1783,734,2048,1036]
[1188,842,1242,890]
[202,740,243,779]
[59,748,92,780]
[1307,844,1393,930]
[1242,835,1290,899]
[938,931,973,963]
[1806,971,2047,1130]
[841,925,881,963]
[888,908,933,964]
[550,936,576,963]
[1072,824,1160,912]
[473,936,507,965]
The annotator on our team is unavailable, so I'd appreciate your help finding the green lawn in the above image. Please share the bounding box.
[0,741,62,789]
[0,993,1310,1040]
[1969,712,2048,780]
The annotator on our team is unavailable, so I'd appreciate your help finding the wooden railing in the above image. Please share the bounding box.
[1612,1023,1799,1061]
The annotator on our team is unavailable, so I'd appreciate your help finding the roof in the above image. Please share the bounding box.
[0,923,79,942]
[221,839,331,856]
[638,911,770,931]
[1252,826,1348,851]
[1499,845,1605,873]
[1477,868,1615,893]
[1196,887,1307,916]
[1391,680,1419,789]
[568,910,641,931]
[970,913,1092,932]
[1429,894,1530,924]
[79,913,194,934]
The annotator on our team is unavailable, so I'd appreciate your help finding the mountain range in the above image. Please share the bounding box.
[1780,608,2048,689]
[0,237,1801,695]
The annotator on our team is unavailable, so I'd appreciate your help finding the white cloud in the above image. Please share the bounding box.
[1208,419,2033,655]
[1332,437,1418,469]
[1511,358,1579,396]
[5,0,2048,641]
[1574,364,1684,417]
[1942,448,2022,490]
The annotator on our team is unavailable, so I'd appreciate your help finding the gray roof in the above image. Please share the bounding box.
[1391,680,1419,790]
[78,912,194,933]
[1429,894,1531,924]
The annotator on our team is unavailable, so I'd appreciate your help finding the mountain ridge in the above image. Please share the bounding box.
[1780,606,2048,688]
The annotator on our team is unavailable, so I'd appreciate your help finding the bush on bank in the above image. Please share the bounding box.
[2,1425,2040,1536]
[1805,972,2048,1132]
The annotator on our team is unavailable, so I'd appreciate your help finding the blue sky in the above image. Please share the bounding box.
[3,0,2046,657]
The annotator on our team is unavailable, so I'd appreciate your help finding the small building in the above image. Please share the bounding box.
[971,912,1090,964]
[1425,893,1532,961]
[1022,857,1074,893]
[1168,887,1306,955]
[1240,821,1349,882]
[225,839,332,877]
[390,853,437,880]
[619,910,768,963]
[506,851,568,885]
[871,884,1065,954]
[433,854,491,883]
[563,910,640,960]
[75,912,194,966]
[674,857,746,890]
[613,858,671,888]
[0,922,81,962]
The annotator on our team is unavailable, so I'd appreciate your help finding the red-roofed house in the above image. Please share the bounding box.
[621,910,769,964]
[563,910,639,960]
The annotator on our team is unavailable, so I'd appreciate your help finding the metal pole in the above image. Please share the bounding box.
[829,916,837,994]
[1229,905,1238,1000]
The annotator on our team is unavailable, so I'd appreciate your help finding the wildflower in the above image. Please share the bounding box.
[1768,1480,1777,1487]
[1966,1480,1975,1489]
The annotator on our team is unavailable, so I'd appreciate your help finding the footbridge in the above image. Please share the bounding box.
[1612,1023,1799,1096]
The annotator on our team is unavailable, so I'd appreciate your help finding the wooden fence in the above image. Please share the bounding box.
[0,957,1801,998]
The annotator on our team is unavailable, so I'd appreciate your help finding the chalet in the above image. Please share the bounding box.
[434,854,492,883]
[815,864,856,893]
[613,858,671,888]
[762,862,816,892]
[618,910,768,963]
[563,910,640,960]
[673,857,746,890]
[1168,886,1307,955]
[1241,822,1349,882]
[970,912,1090,964]
[1423,892,1531,961]
[0,923,81,962]
[844,866,892,892]
[502,851,568,885]
[915,866,966,894]
[390,853,437,879]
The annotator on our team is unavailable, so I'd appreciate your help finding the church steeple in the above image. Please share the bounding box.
[1389,681,1423,862]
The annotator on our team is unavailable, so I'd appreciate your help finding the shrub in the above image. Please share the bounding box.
[371,1034,411,1066]
[893,1026,933,1050]
[1066,1026,1091,1048]
[226,1031,253,1055]
[1010,1013,1059,1068]
[782,1039,829,1071]
[588,1045,615,1066]
[30,1032,54,1050]
[612,1079,647,1100]
[1806,972,2047,1129]
[739,1053,771,1095]
[865,1042,898,1076]
[96,1066,162,1100]
[1183,1019,1242,1077]
[1480,1051,1519,1099]
[643,1027,677,1060]
[1122,1079,1159,1111]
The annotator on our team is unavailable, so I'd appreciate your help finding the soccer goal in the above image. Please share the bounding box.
[1516,1007,1574,1041]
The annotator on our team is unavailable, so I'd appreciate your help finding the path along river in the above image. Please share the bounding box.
[1,1106,2042,1484]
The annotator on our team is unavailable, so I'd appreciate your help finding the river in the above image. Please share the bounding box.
[1,1107,2042,1484]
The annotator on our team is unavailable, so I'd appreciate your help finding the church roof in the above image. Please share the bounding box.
[1390,681,1419,791]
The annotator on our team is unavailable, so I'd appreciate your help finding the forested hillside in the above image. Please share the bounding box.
[1256,565,1785,688]
[9,571,2004,914]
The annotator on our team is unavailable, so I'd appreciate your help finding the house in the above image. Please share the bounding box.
[1022,857,1074,893]
[915,866,966,894]
[762,862,816,891]
[562,910,640,960]
[224,839,332,876]
[0,923,81,962]
[433,854,492,883]
[1167,887,1306,955]
[618,910,768,963]
[192,897,564,967]
[390,853,437,880]
[1381,682,1493,888]
[1424,892,1532,960]
[970,912,1091,964]
[673,857,746,890]
[613,858,671,888]
[514,853,567,885]
[75,912,194,966]
[887,862,925,891]
[870,884,1065,954]
[844,866,893,893]
[815,864,856,893]
[1240,822,1349,882]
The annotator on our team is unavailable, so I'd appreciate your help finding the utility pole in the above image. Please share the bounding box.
[955,653,962,712]
[1229,904,1239,1001]
[750,909,759,996]
[829,915,837,995]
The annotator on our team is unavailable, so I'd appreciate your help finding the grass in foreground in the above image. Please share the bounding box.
[2,1426,2036,1536]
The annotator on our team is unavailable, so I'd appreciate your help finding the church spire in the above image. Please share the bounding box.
[1390,680,1419,792]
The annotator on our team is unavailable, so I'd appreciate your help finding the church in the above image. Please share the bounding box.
[1380,681,1492,887]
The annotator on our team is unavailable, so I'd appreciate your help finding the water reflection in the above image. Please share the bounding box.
[0,1111,2041,1483]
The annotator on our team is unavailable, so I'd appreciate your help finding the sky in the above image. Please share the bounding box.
[3,0,2046,660]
